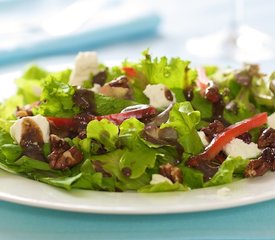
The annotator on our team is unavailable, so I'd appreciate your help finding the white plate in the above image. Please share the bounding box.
[1,169,275,214]
[0,63,275,214]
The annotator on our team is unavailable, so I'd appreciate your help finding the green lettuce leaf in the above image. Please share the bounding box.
[161,102,203,154]
[224,87,257,124]
[181,166,204,189]
[94,94,138,115]
[119,118,161,179]
[16,65,49,104]
[0,95,24,120]
[35,73,80,117]
[86,119,119,152]
[90,149,150,190]
[204,156,249,187]
[72,159,116,191]
[138,181,188,193]
[0,144,22,163]
[139,50,197,101]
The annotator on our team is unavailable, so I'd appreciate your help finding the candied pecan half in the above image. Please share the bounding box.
[201,120,225,141]
[244,147,275,177]
[16,106,33,118]
[258,128,275,149]
[49,146,83,170]
[159,163,183,183]
[49,134,70,151]
[15,101,41,118]
[48,135,83,170]
[261,147,275,170]
[244,158,270,177]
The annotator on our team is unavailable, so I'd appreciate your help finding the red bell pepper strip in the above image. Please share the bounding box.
[202,112,268,160]
[196,67,210,94]
[95,105,157,125]
[47,117,78,129]
[122,67,137,78]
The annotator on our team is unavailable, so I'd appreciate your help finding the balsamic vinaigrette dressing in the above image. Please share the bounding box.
[20,118,46,162]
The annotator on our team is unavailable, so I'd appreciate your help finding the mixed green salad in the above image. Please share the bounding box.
[0,50,274,193]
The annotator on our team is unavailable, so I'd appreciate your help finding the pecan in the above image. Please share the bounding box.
[15,101,40,119]
[15,105,33,118]
[244,158,270,177]
[48,135,83,170]
[258,128,275,149]
[159,163,183,183]
[244,147,275,177]
[49,134,70,151]
[261,147,275,170]
[49,146,83,170]
[201,120,225,141]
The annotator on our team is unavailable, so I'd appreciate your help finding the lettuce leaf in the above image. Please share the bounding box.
[204,156,249,187]
[181,166,204,189]
[86,119,119,152]
[90,149,150,190]
[35,73,80,117]
[138,181,188,193]
[119,118,161,179]
[139,50,197,101]
[72,159,116,191]
[161,102,203,154]
[94,94,138,115]
[16,65,49,104]
[0,95,24,120]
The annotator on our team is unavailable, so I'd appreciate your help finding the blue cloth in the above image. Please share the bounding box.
[1,199,275,240]
[0,13,160,66]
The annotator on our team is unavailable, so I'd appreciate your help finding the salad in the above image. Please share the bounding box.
[0,50,274,193]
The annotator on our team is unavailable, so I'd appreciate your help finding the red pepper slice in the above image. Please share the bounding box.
[96,105,157,125]
[203,112,268,160]
[47,105,157,127]
[196,67,210,94]
[47,117,78,129]
[122,67,137,78]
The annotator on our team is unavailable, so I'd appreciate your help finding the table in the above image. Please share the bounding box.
[1,199,275,240]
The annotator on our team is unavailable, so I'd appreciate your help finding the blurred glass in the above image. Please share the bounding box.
[186,0,274,62]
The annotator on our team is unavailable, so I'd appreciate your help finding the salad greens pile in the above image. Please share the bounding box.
[0,50,274,193]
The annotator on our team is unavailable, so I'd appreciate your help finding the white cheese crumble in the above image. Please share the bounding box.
[69,52,99,86]
[91,83,102,93]
[268,112,275,129]
[10,115,50,144]
[223,138,261,159]
[150,174,172,185]
[143,84,175,109]
[198,131,209,147]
